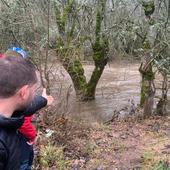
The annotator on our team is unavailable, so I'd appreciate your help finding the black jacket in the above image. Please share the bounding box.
[0,95,47,170]
[13,95,47,117]
[0,116,23,170]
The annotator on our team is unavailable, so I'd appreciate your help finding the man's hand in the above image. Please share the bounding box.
[42,88,54,106]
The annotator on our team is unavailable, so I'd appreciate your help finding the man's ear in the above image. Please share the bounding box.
[17,85,29,100]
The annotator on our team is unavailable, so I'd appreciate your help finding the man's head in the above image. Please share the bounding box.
[0,56,38,111]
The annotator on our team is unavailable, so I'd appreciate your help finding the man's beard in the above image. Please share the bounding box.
[17,101,30,111]
[17,94,33,111]
[12,97,32,118]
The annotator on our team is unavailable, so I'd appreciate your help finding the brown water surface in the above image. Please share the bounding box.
[50,61,141,122]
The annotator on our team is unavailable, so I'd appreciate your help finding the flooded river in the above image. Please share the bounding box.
[50,61,141,122]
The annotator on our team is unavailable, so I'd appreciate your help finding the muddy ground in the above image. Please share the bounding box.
[33,116,170,170]
[33,61,170,170]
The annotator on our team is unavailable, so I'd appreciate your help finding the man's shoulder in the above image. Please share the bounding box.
[0,128,17,145]
[0,131,9,157]
[0,128,8,140]
[0,129,11,169]
[0,127,18,158]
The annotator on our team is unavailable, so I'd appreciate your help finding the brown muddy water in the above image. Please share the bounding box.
[49,61,143,122]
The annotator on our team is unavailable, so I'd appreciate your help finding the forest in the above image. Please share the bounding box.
[0,0,170,169]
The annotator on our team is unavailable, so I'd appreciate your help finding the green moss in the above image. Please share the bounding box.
[149,18,155,25]
[140,89,145,106]
[143,70,154,80]
[63,59,87,97]
[55,0,74,35]
[140,66,154,107]
[55,0,108,101]
[143,40,151,50]
[83,0,108,100]
[142,1,155,17]
[92,35,109,67]
[92,40,108,94]
[95,11,102,41]
[140,78,149,106]
[84,66,105,100]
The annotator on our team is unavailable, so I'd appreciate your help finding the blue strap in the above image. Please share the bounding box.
[8,47,27,58]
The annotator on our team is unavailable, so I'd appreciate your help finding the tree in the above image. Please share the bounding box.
[0,0,52,93]
[54,0,109,100]
[139,0,170,117]
[138,0,157,117]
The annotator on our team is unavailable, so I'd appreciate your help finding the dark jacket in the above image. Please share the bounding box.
[13,95,47,117]
[0,95,47,170]
[0,116,23,170]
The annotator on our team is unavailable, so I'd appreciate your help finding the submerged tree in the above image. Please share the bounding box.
[139,4,155,117]
[54,0,109,100]
[139,0,157,117]
[139,0,170,117]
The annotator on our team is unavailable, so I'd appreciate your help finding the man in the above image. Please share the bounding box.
[0,56,38,169]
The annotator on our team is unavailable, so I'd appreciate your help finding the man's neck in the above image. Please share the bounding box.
[0,99,16,118]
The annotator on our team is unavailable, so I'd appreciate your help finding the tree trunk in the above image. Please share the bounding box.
[156,74,168,115]
[83,0,108,100]
[139,0,158,117]
[62,58,87,98]
[139,62,155,107]
[143,90,154,118]
[55,0,108,101]
[84,65,105,100]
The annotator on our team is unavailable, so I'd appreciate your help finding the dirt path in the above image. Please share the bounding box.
[67,116,170,170]
[34,114,170,170]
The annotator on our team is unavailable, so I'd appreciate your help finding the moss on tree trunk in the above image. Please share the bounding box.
[83,0,108,100]
[139,62,155,117]
[139,0,156,114]
[55,0,108,101]
[84,66,105,100]
[62,58,87,97]
[139,64,154,107]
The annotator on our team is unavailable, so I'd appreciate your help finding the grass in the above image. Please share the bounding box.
[111,138,126,153]
[39,143,69,170]
[153,160,170,170]
[141,152,170,170]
